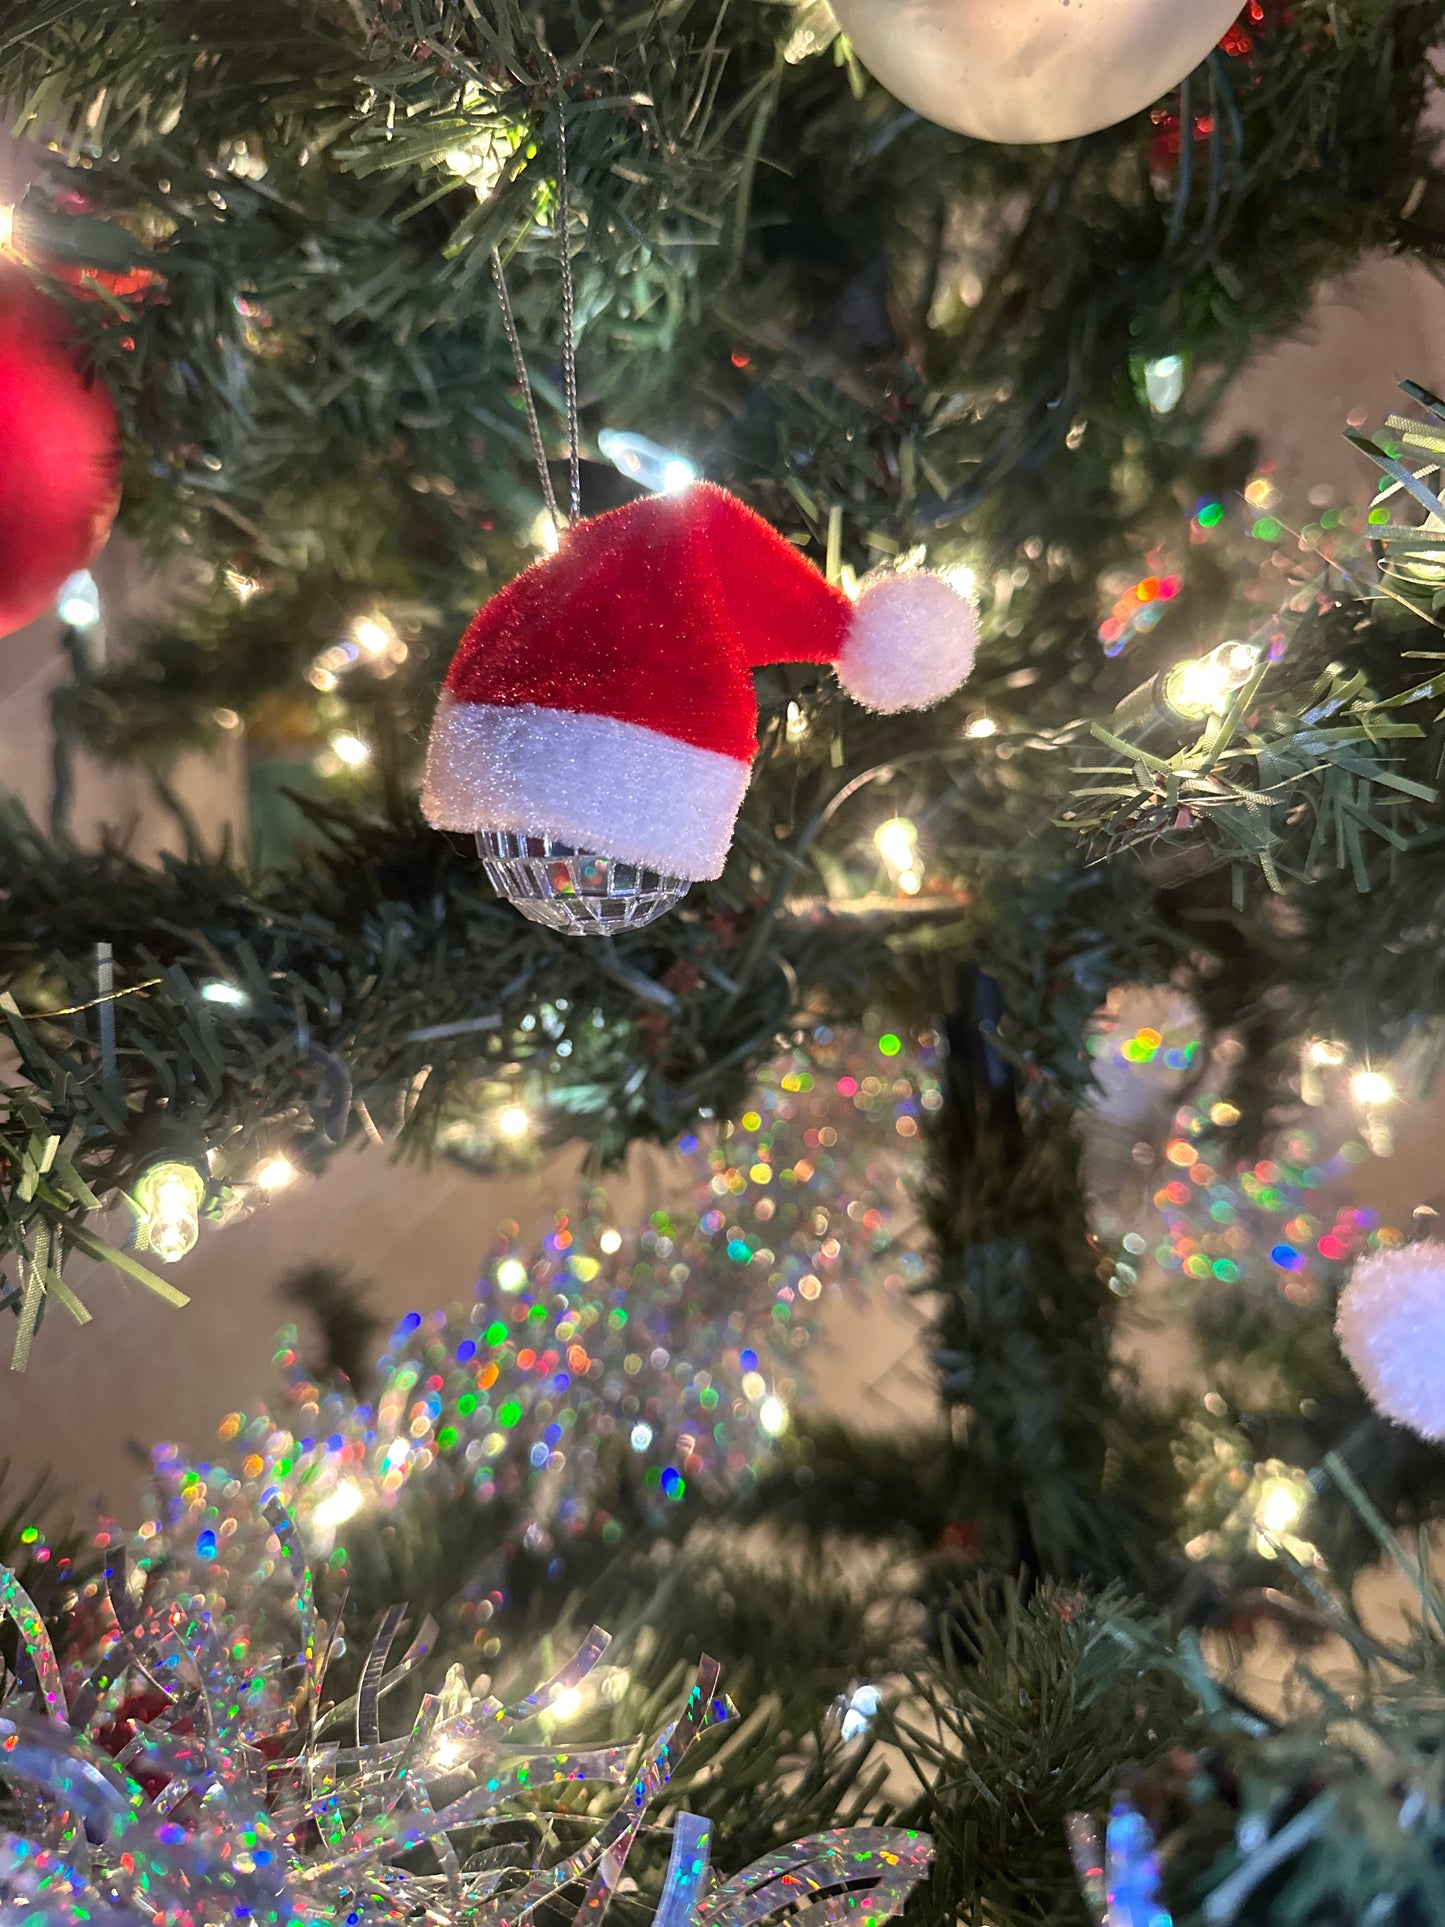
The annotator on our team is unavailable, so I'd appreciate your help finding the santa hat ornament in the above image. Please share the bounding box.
[423,483,979,935]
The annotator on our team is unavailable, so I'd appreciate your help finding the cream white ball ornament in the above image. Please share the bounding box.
[828,0,1246,145]
[1337,1242,1445,1441]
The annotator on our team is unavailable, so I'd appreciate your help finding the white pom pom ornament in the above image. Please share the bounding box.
[1336,1242,1445,1440]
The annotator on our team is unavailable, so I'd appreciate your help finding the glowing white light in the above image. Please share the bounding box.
[876,817,925,895]
[1304,1039,1347,1068]
[1213,640,1262,684]
[0,205,14,252]
[330,731,371,768]
[597,429,697,496]
[354,615,394,657]
[224,569,260,603]
[56,571,100,630]
[741,1370,766,1401]
[943,562,977,600]
[758,1395,788,1437]
[441,130,515,198]
[312,1478,363,1532]
[1164,659,1224,718]
[497,1104,529,1140]
[965,715,997,739]
[152,1176,196,1219]
[530,510,561,556]
[1144,353,1186,415]
[1352,1070,1396,1107]
[256,1156,297,1191]
[873,817,918,878]
[148,1220,198,1264]
[786,700,809,743]
[1164,640,1260,721]
[140,1163,205,1264]
[630,1421,654,1451]
[1256,1477,1305,1536]
[548,1686,583,1724]
[201,981,248,1007]
[496,1257,529,1293]
[599,1228,622,1255]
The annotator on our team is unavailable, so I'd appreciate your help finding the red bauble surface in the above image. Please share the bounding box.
[0,264,121,640]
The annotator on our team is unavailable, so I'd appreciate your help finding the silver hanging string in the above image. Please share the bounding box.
[552,71,581,525]
[487,65,581,532]
[490,246,560,529]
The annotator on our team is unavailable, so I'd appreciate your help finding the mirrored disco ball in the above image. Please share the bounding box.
[477,831,689,936]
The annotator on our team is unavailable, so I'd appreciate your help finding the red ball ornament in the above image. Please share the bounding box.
[0,264,121,640]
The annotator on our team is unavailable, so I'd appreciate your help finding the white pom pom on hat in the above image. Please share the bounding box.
[1337,1240,1445,1440]
[835,569,980,713]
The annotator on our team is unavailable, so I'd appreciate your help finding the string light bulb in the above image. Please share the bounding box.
[353,614,395,657]
[497,1104,529,1140]
[311,1478,363,1532]
[0,204,14,253]
[1300,1036,1348,1107]
[874,818,917,874]
[136,1161,206,1263]
[1304,1039,1347,1068]
[1163,639,1261,721]
[1256,1478,1304,1535]
[530,509,561,556]
[201,981,248,1008]
[599,1228,622,1254]
[874,817,922,895]
[329,731,371,769]
[965,714,997,739]
[1143,353,1186,415]
[440,125,519,198]
[1351,1069,1396,1108]
[56,570,100,631]
[758,1395,788,1437]
[256,1156,297,1192]
[597,429,697,495]
[496,1257,529,1292]
[1249,1467,1314,1559]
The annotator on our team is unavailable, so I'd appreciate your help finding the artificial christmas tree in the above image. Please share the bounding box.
[6,3,1445,1922]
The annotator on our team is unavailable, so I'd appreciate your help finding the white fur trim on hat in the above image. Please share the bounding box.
[835,570,979,713]
[421,696,752,881]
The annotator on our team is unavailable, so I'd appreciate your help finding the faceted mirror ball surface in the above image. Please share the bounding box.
[830,0,1244,145]
[477,831,690,936]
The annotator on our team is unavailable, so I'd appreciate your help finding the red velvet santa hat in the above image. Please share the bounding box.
[422,482,978,880]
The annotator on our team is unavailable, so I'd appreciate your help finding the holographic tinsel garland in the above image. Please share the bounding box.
[1087,1000,1402,1310]
[105,1027,937,1645]
[0,1524,933,1925]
